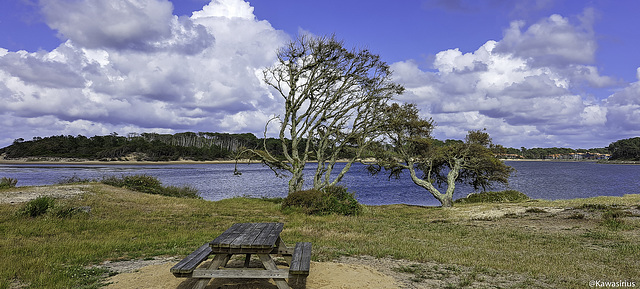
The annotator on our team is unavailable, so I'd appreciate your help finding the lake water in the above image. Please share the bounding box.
[1,161,639,206]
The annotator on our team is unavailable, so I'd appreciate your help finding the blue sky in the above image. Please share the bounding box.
[1,0,639,149]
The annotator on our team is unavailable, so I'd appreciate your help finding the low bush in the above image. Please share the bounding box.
[281,186,362,216]
[101,174,200,199]
[601,209,632,231]
[0,177,18,189]
[454,190,529,204]
[56,174,94,184]
[18,196,56,217]
[161,185,201,199]
[17,196,89,218]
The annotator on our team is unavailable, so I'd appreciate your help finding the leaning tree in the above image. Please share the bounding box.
[239,34,404,194]
[369,103,514,207]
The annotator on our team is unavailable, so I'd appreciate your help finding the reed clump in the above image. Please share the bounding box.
[100,174,200,199]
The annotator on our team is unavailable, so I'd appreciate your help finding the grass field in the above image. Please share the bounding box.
[1,183,639,288]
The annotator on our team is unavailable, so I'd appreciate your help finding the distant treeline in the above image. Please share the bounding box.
[1,132,265,161]
[1,133,638,162]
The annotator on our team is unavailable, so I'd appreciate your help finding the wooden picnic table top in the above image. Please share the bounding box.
[209,222,284,254]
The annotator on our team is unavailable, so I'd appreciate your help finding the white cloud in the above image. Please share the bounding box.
[41,0,175,50]
[0,1,637,150]
[192,0,255,19]
[495,12,596,67]
[0,0,289,147]
[392,11,635,148]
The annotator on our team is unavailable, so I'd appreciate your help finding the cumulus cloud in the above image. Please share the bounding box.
[392,10,634,148]
[0,0,289,147]
[1,1,637,149]
[39,0,215,54]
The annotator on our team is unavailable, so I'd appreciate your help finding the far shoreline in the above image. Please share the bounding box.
[0,158,257,165]
[1,157,638,165]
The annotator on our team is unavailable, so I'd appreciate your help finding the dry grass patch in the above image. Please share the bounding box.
[2,184,639,289]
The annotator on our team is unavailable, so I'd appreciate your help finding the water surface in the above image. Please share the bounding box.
[1,161,638,206]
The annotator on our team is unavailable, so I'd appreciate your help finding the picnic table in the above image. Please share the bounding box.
[170,222,311,289]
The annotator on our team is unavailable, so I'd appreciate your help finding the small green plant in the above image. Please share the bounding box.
[0,177,18,189]
[281,186,361,216]
[601,209,632,231]
[454,190,529,204]
[52,206,91,218]
[579,204,613,211]
[161,185,200,198]
[101,175,200,199]
[57,174,94,184]
[18,196,56,217]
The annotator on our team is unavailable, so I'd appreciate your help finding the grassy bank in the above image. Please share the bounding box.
[1,184,639,288]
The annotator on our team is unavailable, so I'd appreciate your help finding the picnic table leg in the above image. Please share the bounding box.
[244,254,252,267]
[275,237,293,264]
[258,254,289,289]
[193,254,231,289]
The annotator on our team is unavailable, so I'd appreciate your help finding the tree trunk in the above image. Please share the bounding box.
[288,163,305,194]
[437,195,454,207]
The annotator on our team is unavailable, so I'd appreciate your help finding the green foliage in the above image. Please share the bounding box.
[100,175,200,199]
[579,203,614,211]
[16,196,89,219]
[281,186,362,216]
[601,209,633,231]
[18,196,56,217]
[56,174,94,184]
[0,177,18,189]
[0,132,257,161]
[454,190,530,204]
[372,110,515,207]
[607,137,640,161]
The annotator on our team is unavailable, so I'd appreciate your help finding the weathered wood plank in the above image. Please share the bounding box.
[192,254,230,289]
[260,223,284,246]
[211,223,284,253]
[210,223,252,250]
[289,242,311,275]
[170,243,212,274]
[231,223,267,249]
[191,269,290,279]
[258,254,290,289]
[272,237,294,256]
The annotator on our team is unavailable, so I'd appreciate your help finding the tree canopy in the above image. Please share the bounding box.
[607,137,640,161]
[238,34,404,194]
[369,103,514,207]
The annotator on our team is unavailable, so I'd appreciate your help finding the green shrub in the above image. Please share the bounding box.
[101,175,200,199]
[579,204,613,211]
[601,209,632,231]
[56,174,94,184]
[454,190,529,204]
[161,185,201,199]
[51,206,91,218]
[18,196,56,217]
[282,186,362,216]
[0,177,18,189]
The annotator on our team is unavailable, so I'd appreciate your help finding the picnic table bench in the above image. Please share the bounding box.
[170,222,311,289]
